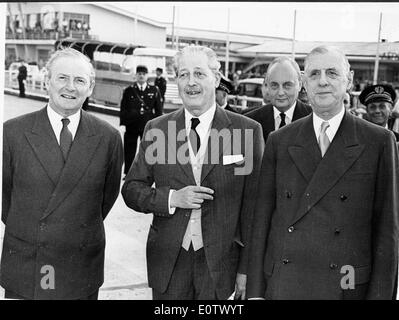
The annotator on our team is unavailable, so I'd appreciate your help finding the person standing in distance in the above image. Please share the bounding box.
[120,65,163,177]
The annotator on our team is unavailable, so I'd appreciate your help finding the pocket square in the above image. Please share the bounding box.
[223,154,244,165]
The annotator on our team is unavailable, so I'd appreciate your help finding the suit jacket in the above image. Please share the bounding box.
[121,106,264,299]
[245,100,312,142]
[1,107,123,299]
[247,111,399,300]
[120,82,163,132]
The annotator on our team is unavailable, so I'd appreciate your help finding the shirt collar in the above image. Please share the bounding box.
[273,101,297,120]
[46,104,81,141]
[218,102,228,109]
[184,103,216,133]
[313,105,345,142]
[137,82,147,90]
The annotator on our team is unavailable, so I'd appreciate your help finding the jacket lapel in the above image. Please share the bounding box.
[293,100,307,120]
[291,112,365,225]
[24,107,64,186]
[264,105,275,136]
[288,114,321,183]
[168,108,196,185]
[41,111,102,220]
[201,107,232,182]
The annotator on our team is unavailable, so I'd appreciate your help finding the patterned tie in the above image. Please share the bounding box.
[318,121,330,157]
[189,118,201,155]
[279,112,286,128]
[60,118,73,161]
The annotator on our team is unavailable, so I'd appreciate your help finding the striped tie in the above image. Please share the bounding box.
[318,121,330,157]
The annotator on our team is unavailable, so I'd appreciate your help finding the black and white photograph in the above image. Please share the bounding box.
[0,1,399,304]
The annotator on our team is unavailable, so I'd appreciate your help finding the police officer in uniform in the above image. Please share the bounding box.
[120,65,163,176]
[216,76,237,112]
[154,67,167,106]
[18,61,27,98]
[359,84,399,141]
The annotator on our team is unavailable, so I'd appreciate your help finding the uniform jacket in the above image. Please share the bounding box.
[245,100,312,142]
[1,107,123,299]
[247,111,399,300]
[121,106,264,299]
[120,82,163,132]
[154,76,167,99]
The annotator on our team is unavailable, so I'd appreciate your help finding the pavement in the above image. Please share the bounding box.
[1,94,153,300]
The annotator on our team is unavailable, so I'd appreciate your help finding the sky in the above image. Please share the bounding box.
[110,2,399,42]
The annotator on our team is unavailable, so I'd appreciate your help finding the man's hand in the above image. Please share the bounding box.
[170,186,214,209]
[119,125,126,134]
[234,273,247,300]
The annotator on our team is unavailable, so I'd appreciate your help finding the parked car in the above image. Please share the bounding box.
[228,78,265,112]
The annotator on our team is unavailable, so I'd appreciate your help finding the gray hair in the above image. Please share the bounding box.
[265,56,302,83]
[173,45,221,76]
[45,46,95,83]
[304,45,351,77]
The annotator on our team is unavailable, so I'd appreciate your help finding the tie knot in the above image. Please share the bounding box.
[61,118,70,127]
[191,117,200,130]
[280,112,286,120]
[320,121,330,133]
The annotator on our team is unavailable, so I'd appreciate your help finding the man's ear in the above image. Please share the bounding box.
[88,80,95,96]
[347,70,354,91]
[214,71,221,88]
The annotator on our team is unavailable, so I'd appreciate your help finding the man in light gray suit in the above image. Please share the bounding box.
[122,45,264,300]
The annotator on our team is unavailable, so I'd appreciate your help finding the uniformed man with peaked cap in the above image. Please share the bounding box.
[359,84,399,141]
[120,65,163,176]
[215,76,237,113]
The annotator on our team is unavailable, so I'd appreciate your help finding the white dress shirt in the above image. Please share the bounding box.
[47,105,80,144]
[168,104,217,214]
[273,101,297,130]
[312,106,345,143]
[138,82,147,91]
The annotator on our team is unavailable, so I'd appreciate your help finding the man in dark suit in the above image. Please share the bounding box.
[245,57,312,142]
[1,48,123,300]
[122,45,264,300]
[120,65,163,176]
[247,45,399,300]
[17,61,27,98]
[216,76,237,113]
[359,84,399,142]
[154,67,167,105]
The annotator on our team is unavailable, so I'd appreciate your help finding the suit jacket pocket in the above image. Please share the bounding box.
[354,265,371,285]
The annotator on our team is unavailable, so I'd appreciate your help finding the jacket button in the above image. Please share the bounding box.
[282,259,290,264]
[306,193,310,197]
[329,263,338,269]
[286,191,292,199]
[334,228,341,235]
[288,226,295,233]
[340,195,347,201]
[39,223,46,230]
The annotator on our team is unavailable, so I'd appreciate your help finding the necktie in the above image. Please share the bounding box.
[279,112,286,128]
[318,121,330,157]
[190,118,201,155]
[60,118,73,161]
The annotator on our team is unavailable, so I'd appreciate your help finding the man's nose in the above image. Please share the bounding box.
[65,79,76,90]
[277,85,285,95]
[318,72,328,86]
[187,73,196,85]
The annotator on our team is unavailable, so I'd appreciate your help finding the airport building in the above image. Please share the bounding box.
[5,2,399,86]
